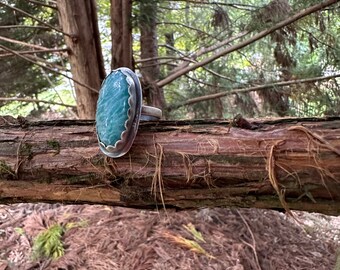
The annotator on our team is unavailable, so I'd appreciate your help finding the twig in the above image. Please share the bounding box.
[267,140,294,217]
[157,0,338,87]
[170,73,340,110]
[169,31,248,75]
[135,56,188,64]
[151,142,167,213]
[158,22,216,40]
[170,0,257,10]
[0,48,69,58]
[0,97,75,108]
[288,126,340,156]
[0,25,50,30]
[0,36,49,50]
[39,66,65,104]
[27,0,57,9]
[0,2,70,36]
[24,54,67,71]
[0,44,98,93]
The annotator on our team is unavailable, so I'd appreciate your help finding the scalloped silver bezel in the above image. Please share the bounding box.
[96,67,143,158]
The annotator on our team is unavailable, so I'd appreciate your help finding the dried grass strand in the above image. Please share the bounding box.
[151,143,167,212]
[288,126,340,156]
[266,140,294,217]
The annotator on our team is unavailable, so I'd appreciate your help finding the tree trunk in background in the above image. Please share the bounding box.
[111,0,133,69]
[165,32,175,73]
[57,0,105,119]
[212,76,224,118]
[0,116,340,215]
[139,0,166,110]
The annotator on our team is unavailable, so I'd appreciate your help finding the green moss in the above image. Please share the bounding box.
[46,139,60,154]
[0,160,15,178]
[20,143,33,160]
[65,173,99,185]
[37,175,53,184]
[88,154,105,166]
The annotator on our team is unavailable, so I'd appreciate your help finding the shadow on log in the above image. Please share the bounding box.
[0,116,339,215]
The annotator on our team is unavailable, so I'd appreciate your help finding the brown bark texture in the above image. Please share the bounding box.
[110,0,133,69]
[0,116,339,215]
[57,0,105,119]
[139,1,166,110]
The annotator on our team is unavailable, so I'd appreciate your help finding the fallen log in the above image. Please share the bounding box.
[0,116,339,215]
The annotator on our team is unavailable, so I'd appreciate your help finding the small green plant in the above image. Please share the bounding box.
[0,160,15,178]
[65,219,88,230]
[32,224,65,260]
[20,143,33,159]
[32,220,87,260]
[163,223,215,259]
[14,227,25,235]
[183,222,205,243]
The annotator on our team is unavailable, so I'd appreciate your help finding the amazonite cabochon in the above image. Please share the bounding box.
[96,70,130,147]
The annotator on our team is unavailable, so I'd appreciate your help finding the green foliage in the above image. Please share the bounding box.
[0,88,76,118]
[32,220,87,260]
[19,142,33,159]
[134,0,160,28]
[0,160,15,178]
[0,0,66,116]
[32,224,65,260]
[148,0,340,118]
[65,219,88,230]
[46,139,60,154]
[183,222,206,243]
[1,0,339,119]
[14,227,25,235]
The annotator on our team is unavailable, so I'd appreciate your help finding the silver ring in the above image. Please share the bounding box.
[95,67,162,158]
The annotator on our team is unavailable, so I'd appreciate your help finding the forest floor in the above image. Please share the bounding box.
[0,203,339,270]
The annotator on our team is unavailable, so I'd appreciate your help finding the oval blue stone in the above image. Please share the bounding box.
[96,70,130,147]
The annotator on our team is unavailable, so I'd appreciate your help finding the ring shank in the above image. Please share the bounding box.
[141,105,162,120]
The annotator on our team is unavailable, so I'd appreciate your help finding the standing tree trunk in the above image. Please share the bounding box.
[139,0,166,110]
[57,0,105,119]
[110,0,133,69]
[212,75,224,119]
[165,32,175,73]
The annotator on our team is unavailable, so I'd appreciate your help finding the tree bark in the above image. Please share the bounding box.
[110,0,133,69]
[0,116,339,215]
[139,0,166,110]
[57,0,105,119]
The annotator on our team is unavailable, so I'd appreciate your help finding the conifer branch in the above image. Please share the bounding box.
[0,2,69,36]
[0,25,50,30]
[159,22,216,40]
[169,31,249,75]
[157,0,338,88]
[0,48,69,58]
[24,54,68,71]
[0,36,49,50]
[0,97,76,108]
[0,44,98,93]
[169,74,340,110]
[27,0,57,10]
[135,56,188,63]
